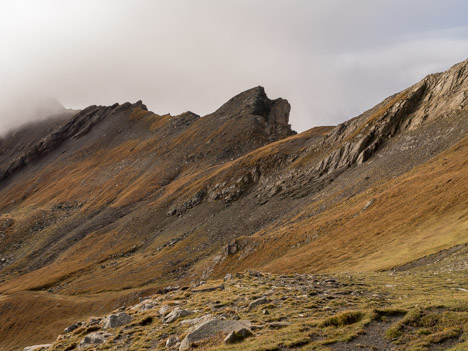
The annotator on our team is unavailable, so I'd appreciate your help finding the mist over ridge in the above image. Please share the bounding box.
[1,0,468,135]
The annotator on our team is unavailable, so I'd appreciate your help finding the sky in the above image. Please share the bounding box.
[1,0,468,134]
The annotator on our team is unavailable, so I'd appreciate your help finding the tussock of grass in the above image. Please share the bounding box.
[319,311,364,328]
[428,327,462,343]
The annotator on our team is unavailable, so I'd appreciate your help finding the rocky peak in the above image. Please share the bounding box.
[214,86,295,138]
[310,57,468,177]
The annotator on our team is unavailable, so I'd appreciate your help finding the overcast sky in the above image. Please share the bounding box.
[1,0,468,134]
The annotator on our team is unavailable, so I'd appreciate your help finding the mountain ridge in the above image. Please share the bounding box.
[0,59,467,350]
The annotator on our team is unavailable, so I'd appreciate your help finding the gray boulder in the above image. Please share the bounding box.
[248,297,270,311]
[179,319,251,350]
[163,308,193,323]
[64,321,82,333]
[166,335,180,348]
[180,314,213,327]
[103,312,132,329]
[224,327,253,344]
[23,345,51,351]
[78,331,111,349]
[159,304,172,316]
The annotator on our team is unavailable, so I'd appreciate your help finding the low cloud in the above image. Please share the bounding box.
[1,0,467,134]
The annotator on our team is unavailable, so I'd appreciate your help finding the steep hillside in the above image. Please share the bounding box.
[0,59,467,350]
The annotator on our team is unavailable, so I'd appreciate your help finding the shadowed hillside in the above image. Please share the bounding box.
[0,60,467,350]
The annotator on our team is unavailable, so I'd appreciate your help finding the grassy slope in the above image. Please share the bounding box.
[45,265,468,351]
[216,136,468,275]
[0,84,466,348]
[0,132,466,350]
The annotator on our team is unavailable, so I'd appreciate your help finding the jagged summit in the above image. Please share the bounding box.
[215,86,285,118]
[213,86,295,138]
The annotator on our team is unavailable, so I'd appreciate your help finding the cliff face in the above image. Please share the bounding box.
[0,60,467,349]
[313,57,468,176]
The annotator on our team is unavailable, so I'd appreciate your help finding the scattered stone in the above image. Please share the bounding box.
[251,324,265,331]
[262,309,270,315]
[225,242,239,255]
[87,317,102,325]
[78,331,111,349]
[159,305,172,316]
[248,297,270,311]
[180,314,213,327]
[361,199,374,212]
[103,312,132,329]
[163,308,193,323]
[166,335,179,348]
[224,327,253,344]
[179,319,251,350]
[224,273,232,281]
[163,285,180,293]
[23,345,52,351]
[268,321,291,329]
[63,322,81,333]
[166,208,177,217]
[142,303,154,310]
[191,284,224,293]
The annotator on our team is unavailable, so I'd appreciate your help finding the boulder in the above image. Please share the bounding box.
[224,327,253,344]
[268,321,291,329]
[159,304,172,316]
[63,322,82,333]
[103,312,132,329]
[180,314,213,327]
[166,335,179,348]
[248,297,270,311]
[23,345,51,351]
[179,319,251,350]
[163,308,193,323]
[78,331,111,349]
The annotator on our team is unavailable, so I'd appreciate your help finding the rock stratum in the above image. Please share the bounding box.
[0,60,467,350]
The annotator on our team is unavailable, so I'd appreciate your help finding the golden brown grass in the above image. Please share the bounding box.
[216,135,468,275]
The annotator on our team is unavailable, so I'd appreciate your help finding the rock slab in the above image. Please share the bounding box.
[179,318,251,350]
[103,312,132,329]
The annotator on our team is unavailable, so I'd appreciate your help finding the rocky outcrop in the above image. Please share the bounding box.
[0,104,112,181]
[1,59,468,351]
[224,327,253,344]
[249,59,468,204]
[213,86,295,140]
[163,308,193,323]
[103,312,132,329]
[314,58,468,176]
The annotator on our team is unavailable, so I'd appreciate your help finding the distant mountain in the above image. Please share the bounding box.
[0,59,467,350]
[0,95,71,135]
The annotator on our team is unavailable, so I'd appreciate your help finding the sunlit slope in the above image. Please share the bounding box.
[215,134,468,275]
[0,59,467,349]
